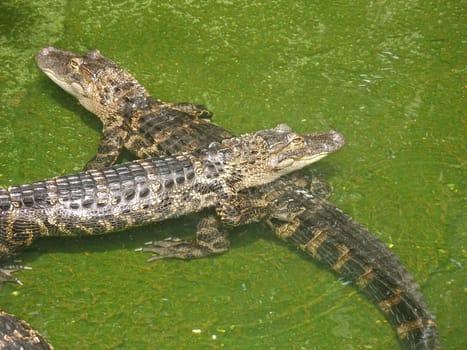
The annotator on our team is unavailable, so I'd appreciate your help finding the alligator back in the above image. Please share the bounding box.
[0,156,208,259]
[127,104,234,158]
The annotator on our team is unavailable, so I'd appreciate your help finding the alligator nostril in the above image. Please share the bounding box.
[40,47,50,56]
[36,47,51,64]
[330,130,345,148]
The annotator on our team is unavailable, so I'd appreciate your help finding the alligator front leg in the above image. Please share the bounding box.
[85,126,126,170]
[139,198,266,262]
[0,264,31,286]
[139,215,229,261]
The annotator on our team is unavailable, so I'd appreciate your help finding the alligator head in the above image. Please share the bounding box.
[213,124,345,188]
[35,47,148,118]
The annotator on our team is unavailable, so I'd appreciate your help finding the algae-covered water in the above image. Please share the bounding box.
[0,1,465,349]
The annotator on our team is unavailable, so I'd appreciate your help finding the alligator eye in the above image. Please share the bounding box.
[69,58,81,70]
[290,136,304,146]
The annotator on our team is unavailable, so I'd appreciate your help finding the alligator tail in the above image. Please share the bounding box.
[266,186,440,350]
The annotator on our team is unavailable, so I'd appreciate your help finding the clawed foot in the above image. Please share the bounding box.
[137,216,230,262]
[136,237,212,262]
[0,264,32,287]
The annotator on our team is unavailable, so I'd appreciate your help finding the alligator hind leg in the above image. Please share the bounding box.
[139,215,229,261]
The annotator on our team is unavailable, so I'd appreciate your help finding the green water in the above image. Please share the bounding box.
[0,1,464,349]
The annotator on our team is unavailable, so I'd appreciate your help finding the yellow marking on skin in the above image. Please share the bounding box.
[47,197,57,206]
[0,244,11,254]
[145,144,160,153]
[22,229,36,246]
[274,218,301,239]
[125,216,135,226]
[98,220,115,231]
[378,288,402,313]
[57,223,72,234]
[150,180,161,193]
[5,218,16,240]
[194,160,204,175]
[396,319,423,339]
[332,243,351,270]
[301,228,328,258]
[3,215,36,247]
[356,265,375,289]
[75,224,95,234]
[96,198,109,206]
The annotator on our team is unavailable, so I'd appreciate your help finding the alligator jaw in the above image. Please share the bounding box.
[268,127,345,177]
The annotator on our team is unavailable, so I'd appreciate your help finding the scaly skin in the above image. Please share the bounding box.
[0,125,342,259]
[35,47,439,349]
[247,178,439,350]
[0,309,53,350]
[0,47,439,349]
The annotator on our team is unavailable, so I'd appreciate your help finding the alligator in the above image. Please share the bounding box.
[0,124,341,259]
[250,178,440,349]
[0,47,440,349]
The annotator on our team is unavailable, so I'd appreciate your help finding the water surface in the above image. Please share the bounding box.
[0,1,464,349]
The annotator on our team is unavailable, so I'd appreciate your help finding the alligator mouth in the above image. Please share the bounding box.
[272,129,344,174]
[274,152,329,175]
[41,68,85,98]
